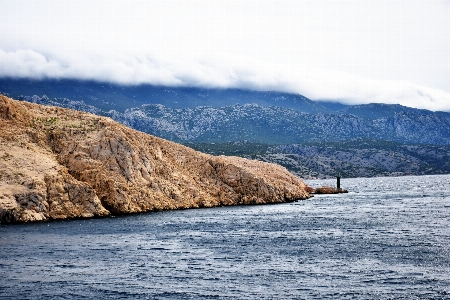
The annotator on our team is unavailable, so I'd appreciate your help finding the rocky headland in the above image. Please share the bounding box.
[0,95,313,223]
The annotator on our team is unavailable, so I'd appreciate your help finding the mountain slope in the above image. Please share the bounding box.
[11,93,450,146]
[189,140,450,179]
[262,140,450,178]
[0,78,329,113]
[114,104,450,145]
[338,103,450,119]
[0,95,312,223]
[2,79,450,178]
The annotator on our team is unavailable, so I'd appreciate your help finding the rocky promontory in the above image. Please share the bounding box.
[0,95,312,223]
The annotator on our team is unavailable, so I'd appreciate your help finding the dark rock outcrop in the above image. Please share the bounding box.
[311,186,348,194]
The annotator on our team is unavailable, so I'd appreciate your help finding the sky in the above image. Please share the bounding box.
[0,0,449,111]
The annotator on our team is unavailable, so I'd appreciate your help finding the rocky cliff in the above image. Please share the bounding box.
[0,95,312,223]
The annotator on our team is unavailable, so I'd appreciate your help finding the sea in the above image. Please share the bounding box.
[1,174,449,299]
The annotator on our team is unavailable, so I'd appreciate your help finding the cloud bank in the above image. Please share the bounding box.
[1,0,449,111]
[1,48,449,112]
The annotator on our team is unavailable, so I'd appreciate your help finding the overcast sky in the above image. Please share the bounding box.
[1,0,449,111]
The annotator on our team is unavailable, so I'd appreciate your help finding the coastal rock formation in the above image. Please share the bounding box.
[0,95,312,223]
[311,186,348,194]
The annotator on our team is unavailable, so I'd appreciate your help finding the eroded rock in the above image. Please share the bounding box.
[0,95,312,223]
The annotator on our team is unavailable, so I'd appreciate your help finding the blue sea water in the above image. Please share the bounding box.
[1,174,450,299]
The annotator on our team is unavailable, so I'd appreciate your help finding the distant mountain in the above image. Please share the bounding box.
[2,78,450,178]
[5,94,450,146]
[314,101,349,112]
[112,104,450,145]
[21,97,450,146]
[335,103,450,119]
[0,78,330,113]
[263,140,450,179]
[189,140,450,179]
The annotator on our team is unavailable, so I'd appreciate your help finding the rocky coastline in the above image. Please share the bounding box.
[1,95,314,223]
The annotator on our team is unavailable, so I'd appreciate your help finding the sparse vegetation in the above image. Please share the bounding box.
[2,153,11,160]
[44,117,58,126]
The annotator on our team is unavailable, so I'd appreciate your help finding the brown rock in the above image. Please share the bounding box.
[0,95,312,223]
[312,186,348,194]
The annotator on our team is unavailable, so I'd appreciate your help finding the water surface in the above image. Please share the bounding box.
[1,175,449,299]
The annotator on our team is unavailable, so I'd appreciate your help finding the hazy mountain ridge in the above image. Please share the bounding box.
[15,94,450,178]
[18,94,450,145]
[0,78,327,113]
[264,141,450,179]
[189,140,450,179]
[2,78,450,178]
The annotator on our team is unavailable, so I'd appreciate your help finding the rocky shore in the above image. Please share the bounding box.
[311,186,348,194]
[0,95,313,223]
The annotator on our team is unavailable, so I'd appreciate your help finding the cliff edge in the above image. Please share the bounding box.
[0,95,312,223]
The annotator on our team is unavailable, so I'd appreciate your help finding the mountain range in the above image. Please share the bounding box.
[1,78,449,178]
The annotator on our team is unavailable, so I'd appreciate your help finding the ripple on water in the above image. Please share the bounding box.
[1,174,450,299]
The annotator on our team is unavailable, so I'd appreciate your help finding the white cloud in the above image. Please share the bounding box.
[1,48,449,111]
[0,0,449,111]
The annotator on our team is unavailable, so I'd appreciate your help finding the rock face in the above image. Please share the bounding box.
[311,186,348,194]
[0,95,312,223]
